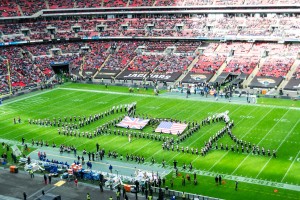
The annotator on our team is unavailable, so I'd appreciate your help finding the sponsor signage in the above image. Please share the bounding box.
[250,76,282,88]
[182,72,213,83]
[117,70,181,81]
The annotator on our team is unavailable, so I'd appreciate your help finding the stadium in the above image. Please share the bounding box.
[0,1,300,200]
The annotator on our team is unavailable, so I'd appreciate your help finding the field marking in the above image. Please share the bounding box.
[208,107,272,171]
[231,108,290,175]
[281,150,300,182]
[3,89,57,106]
[72,97,175,149]
[132,140,154,154]
[188,104,243,151]
[1,91,111,144]
[167,152,182,162]
[1,88,137,136]
[2,87,300,188]
[50,146,299,191]
[2,137,300,192]
[0,90,81,127]
[143,101,201,160]
[58,87,300,110]
[169,103,243,165]
[255,119,300,179]
[145,99,227,161]
[52,93,174,151]
[1,91,101,137]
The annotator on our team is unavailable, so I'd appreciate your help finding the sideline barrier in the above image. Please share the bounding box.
[151,187,221,200]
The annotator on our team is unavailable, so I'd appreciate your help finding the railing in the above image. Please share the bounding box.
[151,187,222,200]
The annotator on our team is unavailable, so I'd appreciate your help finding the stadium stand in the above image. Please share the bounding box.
[48,0,74,9]
[224,56,259,75]
[0,60,9,95]
[0,0,21,17]
[18,0,47,16]
[256,58,294,78]
[0,1,299,92]
[2,15,300,40]
[191,55,227,74]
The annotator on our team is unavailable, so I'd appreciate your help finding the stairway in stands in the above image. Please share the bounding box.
[113,56,137,81]
[242,57,266,88]
[17,5,24,16]
[92,54,111,78]
[45,0,50,9]
[79,56,86,78]
[278,59,300,90]
[175,56,199,85]
[209,57,232,82]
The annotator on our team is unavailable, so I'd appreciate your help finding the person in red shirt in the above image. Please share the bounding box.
[74,178,78,188]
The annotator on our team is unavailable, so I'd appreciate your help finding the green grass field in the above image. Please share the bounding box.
[0,83,300,200]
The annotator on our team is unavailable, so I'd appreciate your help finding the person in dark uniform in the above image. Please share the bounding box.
[99,181,104,192]
[189,163,193,171]
[218,175,222,185]
[273,150,277,158]
[122,185,126,197]
[96,143,100,152]
[173,160,177,169]
[48,175,52,184]
[23,192,27,200]
[162,159,165,168]
[235,181,238,191]
[215,176,219,186]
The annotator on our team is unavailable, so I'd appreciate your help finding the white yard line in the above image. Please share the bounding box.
[132,141,154,154]
[2,92,101,138]
[2,137,300,191]
[3,89,57,106]
[0,90,80,126]
[167,152,182,162]
[208,107,271,171]
[58,87,300,111]
[169,104,243,164]
[146,100,229,161]
[281,150,300,182]
[231,109,290,175]
[255,119,300,179]
[189,104,242,148]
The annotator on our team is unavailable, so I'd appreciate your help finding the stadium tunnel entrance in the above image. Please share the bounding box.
[50,62,70,75]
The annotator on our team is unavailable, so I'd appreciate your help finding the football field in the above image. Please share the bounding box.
[0,83,300,199]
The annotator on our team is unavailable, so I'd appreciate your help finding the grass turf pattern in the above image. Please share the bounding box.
[0,83,299,199]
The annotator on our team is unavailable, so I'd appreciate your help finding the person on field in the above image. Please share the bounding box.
[109,164,113,173]
[235,181,238,191]
[215,176,218,186]
[43,174,47,185]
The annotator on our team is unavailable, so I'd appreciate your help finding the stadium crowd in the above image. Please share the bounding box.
[1,15,300,40]
[1,0,300,17]
[1,40,299,95]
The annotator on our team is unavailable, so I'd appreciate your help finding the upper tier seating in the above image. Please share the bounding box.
[2,15,300,40]
[0,0,21,17]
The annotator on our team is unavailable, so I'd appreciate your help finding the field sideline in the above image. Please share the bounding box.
[0,83,300,199]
